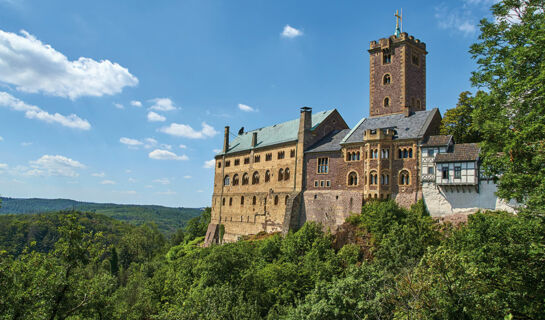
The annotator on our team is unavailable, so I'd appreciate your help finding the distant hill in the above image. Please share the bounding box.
[0,197,203,235]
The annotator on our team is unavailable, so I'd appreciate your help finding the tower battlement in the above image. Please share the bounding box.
[369,33,426,52]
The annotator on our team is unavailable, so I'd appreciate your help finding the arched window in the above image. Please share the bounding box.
[284,168,290,180]
[232,174,239,186]
[383,97,390,107]
[399,170,410,185]
[222,197,226,206]
[416,99,421,109]
[229,197,233,206]
[242,173,249,185]
[348,172,358,186]
[252,171,260,184]
[370,171,378,185]
[409,148,413,158]
[383,74,391,85]
[224,175,230,186]
[403,149,408,158]
[346,152,351,161]
[356,152,360,160]
[381,174,389,185]
[274,195,279,205]
[241,196,245,205]
[252,196,257,205]
[278,168,284,181]
[285,195,289,205]
[265,170,270,183]
[398,149,403,159]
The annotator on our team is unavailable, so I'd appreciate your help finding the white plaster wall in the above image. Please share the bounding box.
[423,181,517,217]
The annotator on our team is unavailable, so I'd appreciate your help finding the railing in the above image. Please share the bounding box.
[421,174,435,182]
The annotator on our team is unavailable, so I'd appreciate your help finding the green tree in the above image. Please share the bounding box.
[440,91,482,143]
[470,0,545,210]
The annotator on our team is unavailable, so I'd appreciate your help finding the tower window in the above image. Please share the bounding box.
[382,49,391,64]
[412,54,420,66]
[277,151,285,159]
[383,97,390,107]
[383,74,391,85]
[416,99,421,109]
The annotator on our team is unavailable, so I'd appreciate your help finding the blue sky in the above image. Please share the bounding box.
[0,0,495,207]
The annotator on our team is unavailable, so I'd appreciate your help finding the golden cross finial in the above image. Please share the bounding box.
[394,9,403,36]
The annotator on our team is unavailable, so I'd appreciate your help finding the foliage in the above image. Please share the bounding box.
[1,200,544,319]
[469,0,545,210]
[440,91,483,143]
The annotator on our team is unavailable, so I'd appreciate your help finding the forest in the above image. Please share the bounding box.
[0,197,202,235]
[1,201,543,319]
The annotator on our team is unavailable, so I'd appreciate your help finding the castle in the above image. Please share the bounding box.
[204,28,517,245]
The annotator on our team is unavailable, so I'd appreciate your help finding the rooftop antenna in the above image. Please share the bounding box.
[394,9,403,37]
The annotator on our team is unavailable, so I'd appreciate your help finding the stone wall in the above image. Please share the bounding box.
[301,190,363,231]
[422,181,518,217]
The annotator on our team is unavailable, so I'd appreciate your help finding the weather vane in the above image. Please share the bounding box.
[395,9,403,37]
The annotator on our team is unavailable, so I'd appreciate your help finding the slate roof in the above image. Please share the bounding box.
[421,135,453,147]
[435,143,480,162]
[216,109,335,156]
[305,129,351,153]
[341,109,439,144]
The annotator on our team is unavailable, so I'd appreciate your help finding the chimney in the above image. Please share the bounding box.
[223,126,230,152]
[403,105,410,117]
[300,107,312,131]
[251,132,258,147]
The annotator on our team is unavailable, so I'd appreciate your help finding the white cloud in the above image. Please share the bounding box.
[160,143,172,150]
[433,1,497,36]
[28,154,85,177]
[0,163,7,169]
[148,149,188,161]
[21,142,32,147]
[114,103,124,109]
[149,98,177,111]
[101,180,116,185]
[128,177,136,183]
[118,190,137,195]
[184,175,192,179]
[144,138,158,149]
[153,178,170,185]
[197,190,204,193]
[125,169,132,174]
[92,172,105,177]
[238,103,256,112]
[160,122,218,139]
[156,190,176,195]
[0,136,3,141]
[119,137,143,146]
[147,111,166,122]
[213,148,221,153]
[281,25,303,38]
[0,92,91,130]
[130,100,142,107]
[203,159,215,168]
[179,144,187,149]
[0,29,138,99]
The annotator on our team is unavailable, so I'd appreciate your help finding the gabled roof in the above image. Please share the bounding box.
[306,129,351,153]
[435,143,480,163]
[216,109,336,156]
[341,108,440,144]
[421,135,453,147]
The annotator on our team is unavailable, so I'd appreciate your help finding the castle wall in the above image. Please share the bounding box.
[301,190,363,231]
[422,181,517,217]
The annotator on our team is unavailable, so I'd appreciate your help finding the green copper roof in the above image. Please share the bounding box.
[216,109,336,156]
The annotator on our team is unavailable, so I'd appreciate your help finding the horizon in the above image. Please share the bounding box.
[0,0,495,207]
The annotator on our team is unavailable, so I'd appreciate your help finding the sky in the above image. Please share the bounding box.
[0,0,497,207]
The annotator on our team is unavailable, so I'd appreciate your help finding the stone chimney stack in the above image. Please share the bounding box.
[251,132,258,147]
[223,126,230,153]
[300,107,312,132]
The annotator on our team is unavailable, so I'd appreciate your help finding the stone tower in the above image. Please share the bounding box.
[368,32,427,117]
